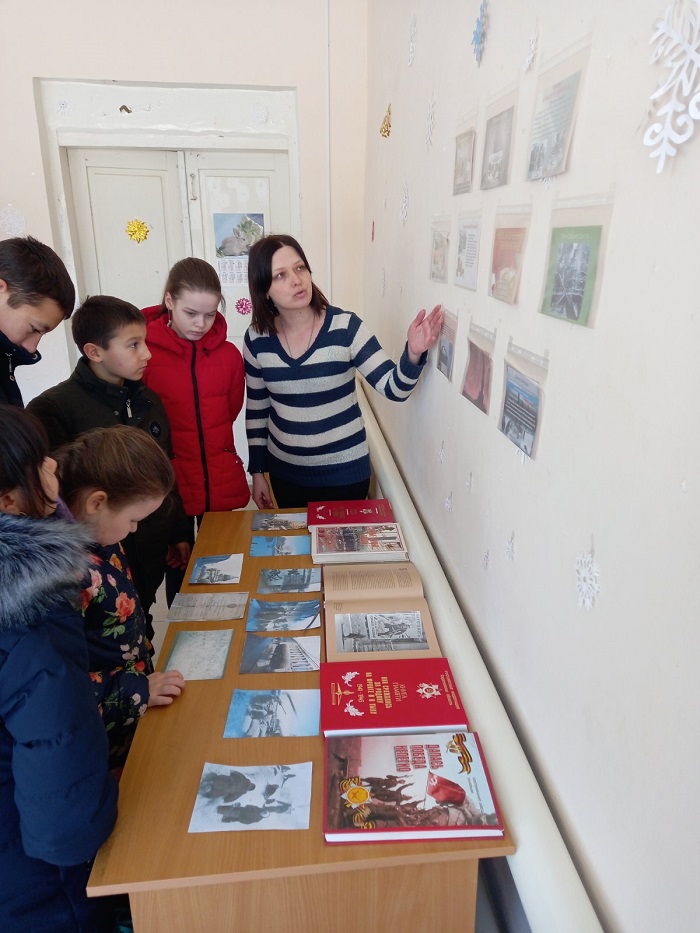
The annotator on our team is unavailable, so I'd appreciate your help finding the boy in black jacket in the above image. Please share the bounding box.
[27,296,190,633]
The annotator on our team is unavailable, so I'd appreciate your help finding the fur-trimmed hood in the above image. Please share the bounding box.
[0,512,93,632]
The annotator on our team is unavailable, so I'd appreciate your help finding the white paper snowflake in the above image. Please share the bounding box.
[645,0,700,173]
[439,441,446,463]
[506,532,516,561]
[408,14,417,66]
[57,99,70,115]
[482,550,491,571]
[465,472,473,493]
[0,205,27,236]
[524,31,538,72]
[426,95,436,148]
[541,175,553,190]
[575,551,601,610]
[250,103,270,125]
[444,492,454,512]
[399,181,409,224]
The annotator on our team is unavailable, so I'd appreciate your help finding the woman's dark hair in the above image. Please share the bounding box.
[56,425,174,511]
[0,404,54,517]
[160,258,225,316]
[0,236,75,318]
[248,234,329,334]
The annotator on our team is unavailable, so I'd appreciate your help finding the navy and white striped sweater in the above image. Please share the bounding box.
[244,306,426,487]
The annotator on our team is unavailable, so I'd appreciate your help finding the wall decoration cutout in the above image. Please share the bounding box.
[235,297,252,316]
[465,472,473,493]
[380,104,392,138]
[439,441,446,463]
[482,550,491,571]
[645,0,700,173]
[0,205,27,236]
[453,125,476,194]
[524,31,538,72]
[251,103,270,125]
[125,219,149,243]
[472,2,488,65]
[426,95,436,148]
[575,551,601,610]
[399,181,409,224]
[454,213,481,290]
[506,532,516,561]
[444,492,454,512]
[408,14,417,66]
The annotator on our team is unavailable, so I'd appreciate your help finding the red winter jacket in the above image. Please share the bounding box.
[142,306,250,515]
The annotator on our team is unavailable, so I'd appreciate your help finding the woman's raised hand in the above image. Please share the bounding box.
[407,304,443,363]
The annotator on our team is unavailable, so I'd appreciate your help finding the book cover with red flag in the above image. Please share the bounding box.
[307,499,395,526]
[320,657,469,736]
[324,731,503,842]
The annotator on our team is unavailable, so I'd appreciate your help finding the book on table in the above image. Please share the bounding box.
[324,731,503,843]
[307,498,395,526]
[311,522,408,564]
[320,656,469,736]
[322,561,441,662]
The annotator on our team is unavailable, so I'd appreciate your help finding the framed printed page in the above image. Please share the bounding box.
[481,95,516,191]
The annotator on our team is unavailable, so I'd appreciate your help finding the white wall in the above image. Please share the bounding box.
[0,0,367,399]
[363,3,699,932]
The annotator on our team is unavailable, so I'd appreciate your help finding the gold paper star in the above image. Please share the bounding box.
[125,219,149,243]
[379,104,392,138]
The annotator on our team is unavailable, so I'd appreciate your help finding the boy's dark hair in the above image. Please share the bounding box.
[0,236,75,318]
[247,234,328,335]
[71,295,146,355]
[0,404,55,517]
[161,257,225,313]
[56,425,174,510]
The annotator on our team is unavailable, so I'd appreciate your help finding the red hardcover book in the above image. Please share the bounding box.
[307,498,395,526]
[324,731,504,842]
[320,657,468,736]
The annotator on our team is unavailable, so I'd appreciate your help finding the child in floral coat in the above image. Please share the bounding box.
[57,426,186,772]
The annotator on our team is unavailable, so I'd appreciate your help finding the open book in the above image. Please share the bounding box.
[322,562,441,663]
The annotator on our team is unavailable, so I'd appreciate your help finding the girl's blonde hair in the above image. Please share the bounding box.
[56,425,174,510]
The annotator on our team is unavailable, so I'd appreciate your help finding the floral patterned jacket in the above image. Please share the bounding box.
[81,542,154,771]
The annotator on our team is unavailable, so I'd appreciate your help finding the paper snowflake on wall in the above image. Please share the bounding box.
[644,0,700,173]
[426,95,436,148]
[408,14,417,66]
[465,472,473,493]
[444,492,454,512]
[399,181,409,223]
[472,1,488,65]
[506,532,516,561]
[482,550,491,571]
[575,551,601,610]
[524,31,538,72]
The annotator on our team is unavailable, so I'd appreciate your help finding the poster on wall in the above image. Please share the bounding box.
[481,101,515,190]
[526,47,588,181]
[453,125,476,194]
[436,309,458,381]
[454,214,481,291]
[461,323,495,415]
[499,364,540,458]
[213,212,265,286]
[429,218,451,283]
[489,211,530,305]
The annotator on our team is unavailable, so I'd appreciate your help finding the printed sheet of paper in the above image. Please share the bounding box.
[481,105,514,190]
[239,634,321,673]
[189,760,313,832]
[453,126,476,194]
[256,567,321,594]
[499,363,541,458]
[189,553,243,585]
[246,598,321,632]
[527,69,582,180]
[454,215,481,290]
[437,310,458,381]
[166,592,248,622]
[224,689,320,738]
[250,535,311,557]
[462,338,494,415]
[332,611,431,656]
[541,224,602,326]
[429,218,451,283]
[164,629,234,680]
[251,512,307,531]
[490,225,528,304]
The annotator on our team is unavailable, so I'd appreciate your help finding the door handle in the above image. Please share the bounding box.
[189,172,198,201]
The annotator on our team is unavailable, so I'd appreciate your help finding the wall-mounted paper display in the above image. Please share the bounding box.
[429,217,451,283]
[454,213,481,290]
[453,125,476,194]
[540,199,612,327]
[481,95,516,190]
[489,209,531,304]
[498,341,548,458]
[214,212,264,287]
[461,322,495,415]
[526,46,589,181]
[436,309,458,381]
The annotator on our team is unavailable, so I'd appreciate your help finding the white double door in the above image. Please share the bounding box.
[67,145,291,460]
[67,146,291,341]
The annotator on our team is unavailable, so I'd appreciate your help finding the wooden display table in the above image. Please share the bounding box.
[88,511,514,932]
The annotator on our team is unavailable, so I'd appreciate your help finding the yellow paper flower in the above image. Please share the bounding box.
[125,218,149,243]
[379,104,391,138]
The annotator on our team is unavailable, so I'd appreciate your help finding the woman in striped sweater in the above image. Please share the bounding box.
[244,234,442,509]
